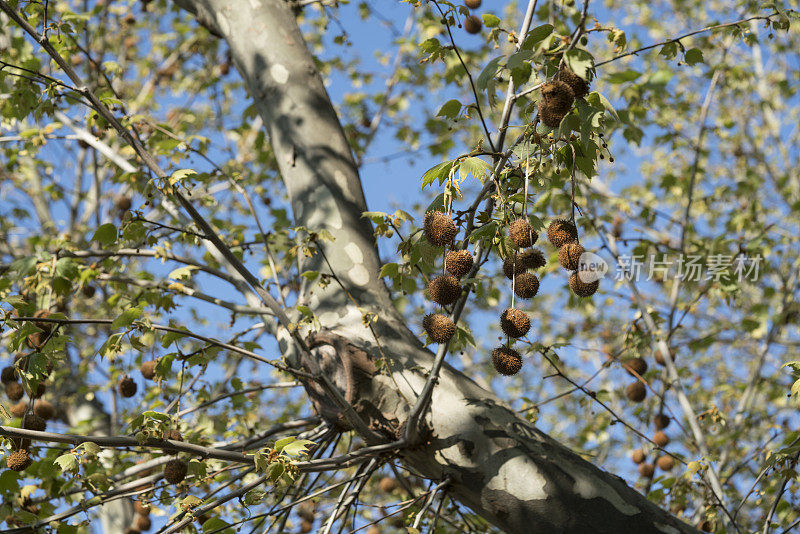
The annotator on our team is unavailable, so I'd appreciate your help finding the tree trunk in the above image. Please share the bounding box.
[177,1,699,532]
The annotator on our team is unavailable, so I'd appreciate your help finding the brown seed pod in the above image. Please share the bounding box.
[653,431,670,447]
[116,195,132,211]
[638,462,655,478]
[465,0,482,8]
[491,346,523,376]
[558,242,585,271]
[10,402,26,418]
[569,271,599,298]
[540,80,575,114]
[219,62,231,76]
[163,429,183,442]
[6,449,32,472]
[546,219,578,248]
[519,249,547,271]
[423,211,456,247]
[163,458,188,484]
[500,308,531,338]
[123,12,136,25]
[699,520,714,532]
[445,249,474,279]
[464,15,482,34]
[623,357,648,377]
[118,376,137,398]
[513,272,539,299]
[33,399,56,420]
[23,413,46,432]
[6,381,24,402]
[625,381,647,402]
[422,313,456,344]
[631,449,646,465]
[538,104,568,128]
[427,275,461,306]
[1,366,17,384]
[656,455,675,471]
[82,285,96,298]
[509,219,537,248]
[379,476,397,493]
[135,514,152,531]
[27,310,52,349]
[140,360,157,380]
[300,520,312,534]
[556,66,590,98]
[654,413,671,430]
[133,500,151,516]
[655,348,676,366]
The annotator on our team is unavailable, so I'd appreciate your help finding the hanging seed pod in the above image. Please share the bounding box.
[422,313,456,344]
[513,272,539,299]
[500,308,531,338]
[445,249,474,279]
[423,211,456,247]
[509,219,537,248]
[491,346,522,376]
[427,276,461,306]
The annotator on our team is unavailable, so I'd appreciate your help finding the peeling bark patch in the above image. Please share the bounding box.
[270,64,290,84]
[572,474,640,515]
[344,242,364,264]
[348,264,370,286]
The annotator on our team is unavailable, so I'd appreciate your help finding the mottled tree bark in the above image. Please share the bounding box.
[176,1,699,532]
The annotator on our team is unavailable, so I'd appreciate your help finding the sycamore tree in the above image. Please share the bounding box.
[0,0,798,533]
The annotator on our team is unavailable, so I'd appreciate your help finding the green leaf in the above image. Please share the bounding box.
[170,168,198,185]
[476,56,504,91]
[458,157,491,182]
[55,454,78,473]
[281,439,315,458]
[274,436,294,452]
[564,49,594,80]
[606,70,640,84]
[91,223,117,247]
[437,99,462,120]
[659,41,679,59]
[419,38,440,53]
[482,14,501,28]
[421,161,455,189]
[520,24,554,50]
[684,48,704,65]
[112,306,142,329]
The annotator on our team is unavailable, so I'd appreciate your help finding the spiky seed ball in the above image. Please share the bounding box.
[445,249,474,279]
[513,272,539,299]
[623,357,648,377]
[140,360,157,380]
[23,413,46,432]
[33,400,55,420]
[379,476,397,493]
[135,514,152,531]
[116,195,132,211]
[631,449,646,465]
[538,104,568,128]
[654,413,671,430]
[427,275,461,306]
[556,66,590,98]
[500,308,531,338]
[423,211,456,247]
[655,349,676,366]
[1,366,17,384]
[546,219,578,248]
[625,381,646,402]
[422,314,456,344]
[10,402,26,418]
[656,455,675,471]
[6,450,32,472]
[163,459,188,484]
[464,15,482,34]
[163,429,183,442]
[134,500,151,516]
[519,249,547,271]
[558,242,585,271]
[569,272,599,298]
[300,521,313,534]
[491,346,523,376]
[638,463,655,478]
[504,250,547,279]
[6,381,24,402]
[465,0,481,8]
[653,431,670,447]
[540,80,575,114]
[509,219,537,248]
[118,376,137,398]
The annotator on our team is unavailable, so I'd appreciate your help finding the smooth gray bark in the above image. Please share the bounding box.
[177,1,700,532]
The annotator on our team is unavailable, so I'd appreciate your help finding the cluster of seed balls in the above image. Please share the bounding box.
[538,67,590,128]
[2,317,57,473]
[421,211,473,346]
[620,350,677,478]
[463,0,483,35]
